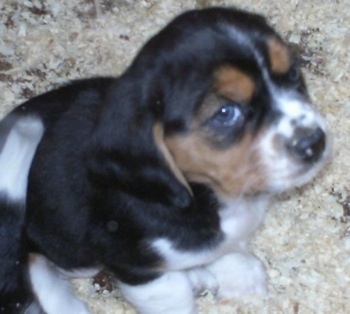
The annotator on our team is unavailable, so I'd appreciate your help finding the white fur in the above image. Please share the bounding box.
[29,254,91,314]
[152,196,268,271]
[57,267,101,279]
[185,253,267,300]
[257,89,331,193]
[149,196,269,306]
[0,116,44,201]
[119,272,196,314]
[219,196,268,244]
[275,92,328,137]
[205,253,267,299]
[186,267,218,297]
[119,252,267,314]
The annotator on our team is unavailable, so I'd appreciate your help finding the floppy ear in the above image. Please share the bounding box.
[87,83,193,210]
[152,122,192,196]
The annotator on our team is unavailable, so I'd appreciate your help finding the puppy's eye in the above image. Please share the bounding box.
[211,103,242,127]
[288,64,300,81]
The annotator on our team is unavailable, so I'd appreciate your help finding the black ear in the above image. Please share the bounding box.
[87,81,193,210]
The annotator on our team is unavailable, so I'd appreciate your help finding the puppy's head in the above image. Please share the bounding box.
[132,8,330,199]
[96,8,330,208]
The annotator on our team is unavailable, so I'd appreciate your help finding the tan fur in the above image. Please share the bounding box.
[213,66,255,103]
[153,123,192,194]
[267,37,291,74]
[165,131,266,198]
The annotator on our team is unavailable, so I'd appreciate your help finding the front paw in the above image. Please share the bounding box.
[207,253,267,300]
[186,267,218,297]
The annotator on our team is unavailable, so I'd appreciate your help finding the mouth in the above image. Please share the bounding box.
[267,147,331,193]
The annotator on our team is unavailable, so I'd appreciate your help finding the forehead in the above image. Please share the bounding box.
[212,36,292,105]
[154,9,299,135]
[213,66,255,103]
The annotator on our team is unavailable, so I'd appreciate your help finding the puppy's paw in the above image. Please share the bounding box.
[207,253,267,300]
[119,271,197,314]
[186,267,218,297]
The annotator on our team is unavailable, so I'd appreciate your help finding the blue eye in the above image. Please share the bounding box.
[211,103,241,127]
[288,64,300,81]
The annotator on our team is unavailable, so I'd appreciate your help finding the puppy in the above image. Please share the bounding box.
[0,7,330,314]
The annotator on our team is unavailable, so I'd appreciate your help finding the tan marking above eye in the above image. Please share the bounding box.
[213,66,255,103]
[267,37,291,74]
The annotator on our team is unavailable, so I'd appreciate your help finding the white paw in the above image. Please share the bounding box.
[119,272,197,314]
[186,267,218,297]
[29,254,92,314]
[207,253,267,300]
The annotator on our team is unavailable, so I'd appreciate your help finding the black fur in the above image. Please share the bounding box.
[0,199,36,313]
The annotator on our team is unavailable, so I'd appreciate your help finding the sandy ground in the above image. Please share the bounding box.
[1,0,350,313]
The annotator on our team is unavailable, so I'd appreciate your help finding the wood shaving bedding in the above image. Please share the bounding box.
[1,0,350,313]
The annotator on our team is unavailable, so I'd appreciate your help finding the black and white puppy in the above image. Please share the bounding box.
[0,7,330,314]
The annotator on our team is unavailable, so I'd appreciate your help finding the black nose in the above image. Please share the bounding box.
[287,127,326,163]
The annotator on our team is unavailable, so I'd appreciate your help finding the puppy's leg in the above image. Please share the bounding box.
[0,115,44,199]
[119,271,197,314]
[29,254,91,314]
[205,252,268,300]
[0,116,44,313]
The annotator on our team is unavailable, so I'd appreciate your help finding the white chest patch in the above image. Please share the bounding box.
[152,196,269,271]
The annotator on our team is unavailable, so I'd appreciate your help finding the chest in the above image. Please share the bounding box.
[152,196,269,271]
